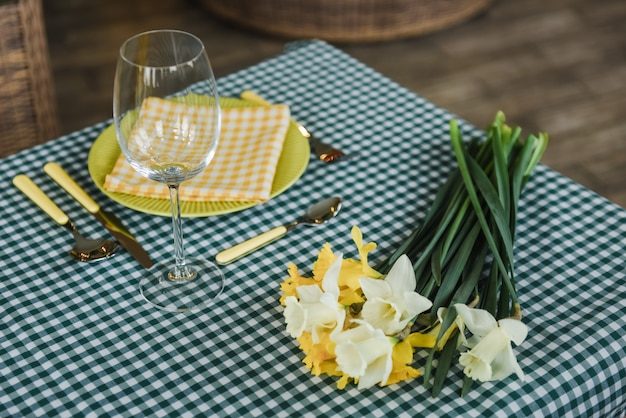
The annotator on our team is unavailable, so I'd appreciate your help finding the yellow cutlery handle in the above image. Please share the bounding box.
[12,174,69,226]
[215,226,288,265]
[240,90,271,106]
[44,162,100,214]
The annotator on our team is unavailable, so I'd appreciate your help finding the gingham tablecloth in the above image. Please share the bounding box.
[1,40,624,418]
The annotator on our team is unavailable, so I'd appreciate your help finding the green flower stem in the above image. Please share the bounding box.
[432,332,461,397]
[376,112,546,396]
[450,121,519,307]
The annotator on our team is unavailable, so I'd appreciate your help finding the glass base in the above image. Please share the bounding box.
[139,258,225,312]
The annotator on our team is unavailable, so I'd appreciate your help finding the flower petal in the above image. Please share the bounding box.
[330,309,346,340]
[406,332,437,348]
[499,318,528,346]
[385,255,416,294]
[321,253,342,296]
[334,341,367,377]
[304,302,339,329]
[402,291,433,317]
[360,277,391,300]
[361,297,404,335]
[358,353,392,390]
[333,323,394,389]
[351,226,383,279]
[459,327,511,382]
[311,321,336,344]
[332,321,372,344]
[296,284,324,303]
[284,296,306,338]
[454,303,497,337]
[490,343,524,381]
[459,351,493,382]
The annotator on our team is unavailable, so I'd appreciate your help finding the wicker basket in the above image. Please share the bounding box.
[0,0,59,157]
[198,0,493,42]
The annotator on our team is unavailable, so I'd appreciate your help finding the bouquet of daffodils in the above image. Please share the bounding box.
[279,112,548,396]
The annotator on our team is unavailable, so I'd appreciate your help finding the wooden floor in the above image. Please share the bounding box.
[43,0,626,208]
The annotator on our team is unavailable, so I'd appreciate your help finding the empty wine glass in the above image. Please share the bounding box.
[113,30,224,312]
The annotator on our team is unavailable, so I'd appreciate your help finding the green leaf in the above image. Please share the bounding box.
[465,152,515,268]
[461,375,474,397]
[432,332,460,397]
[464,152,519,309]
[414,260,434,294]
[430,223,481,319]
[481,262,499,315]
[423,305,459,388]
[442,199,472,258]
[497,276,512,318]
[382,112,549,397]
[451,244,488,306]
[510,136,536,206]
[524,132,549,179]
[441,204,476,267]
[449,120,519,306]
[409,191,467,279]
[491,120,511,217]
[431,241,444,285]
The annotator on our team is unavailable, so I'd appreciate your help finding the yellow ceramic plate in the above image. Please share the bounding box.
[88,98,309,217]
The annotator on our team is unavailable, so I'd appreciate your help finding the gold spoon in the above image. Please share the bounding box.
[216,196,342,265]
[13,174,120,262]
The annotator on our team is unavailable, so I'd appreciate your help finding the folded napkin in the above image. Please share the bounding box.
[104,97,291,202]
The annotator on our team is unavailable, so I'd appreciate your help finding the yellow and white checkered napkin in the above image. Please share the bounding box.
[104,97,291,202]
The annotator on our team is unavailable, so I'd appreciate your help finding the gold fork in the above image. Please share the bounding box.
[240,90,354,163]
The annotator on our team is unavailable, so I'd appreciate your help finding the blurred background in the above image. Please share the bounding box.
[11,0,626,206]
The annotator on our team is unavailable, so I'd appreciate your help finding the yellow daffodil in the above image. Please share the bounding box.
[281,227,382,308]
[454,303,528,382]
[297,330,337,376]
[359,254,433,335]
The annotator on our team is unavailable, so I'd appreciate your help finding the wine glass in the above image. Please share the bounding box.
[113,30,224,312]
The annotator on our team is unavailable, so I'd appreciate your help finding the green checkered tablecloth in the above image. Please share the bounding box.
[1,40,624,417]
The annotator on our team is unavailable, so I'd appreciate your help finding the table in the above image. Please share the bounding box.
[1,40,624,417]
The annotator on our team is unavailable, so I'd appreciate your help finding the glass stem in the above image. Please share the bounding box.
[168,183,195,281]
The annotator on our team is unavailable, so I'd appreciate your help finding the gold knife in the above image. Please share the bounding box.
[43,162,154,269]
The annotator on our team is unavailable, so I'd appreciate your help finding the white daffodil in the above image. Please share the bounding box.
[284,254,345,343]
[359,254,432,335]
[332,320,395,390]
[454,303,528,382]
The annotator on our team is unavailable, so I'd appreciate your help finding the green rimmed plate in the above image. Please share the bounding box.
[88,97,309,217]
